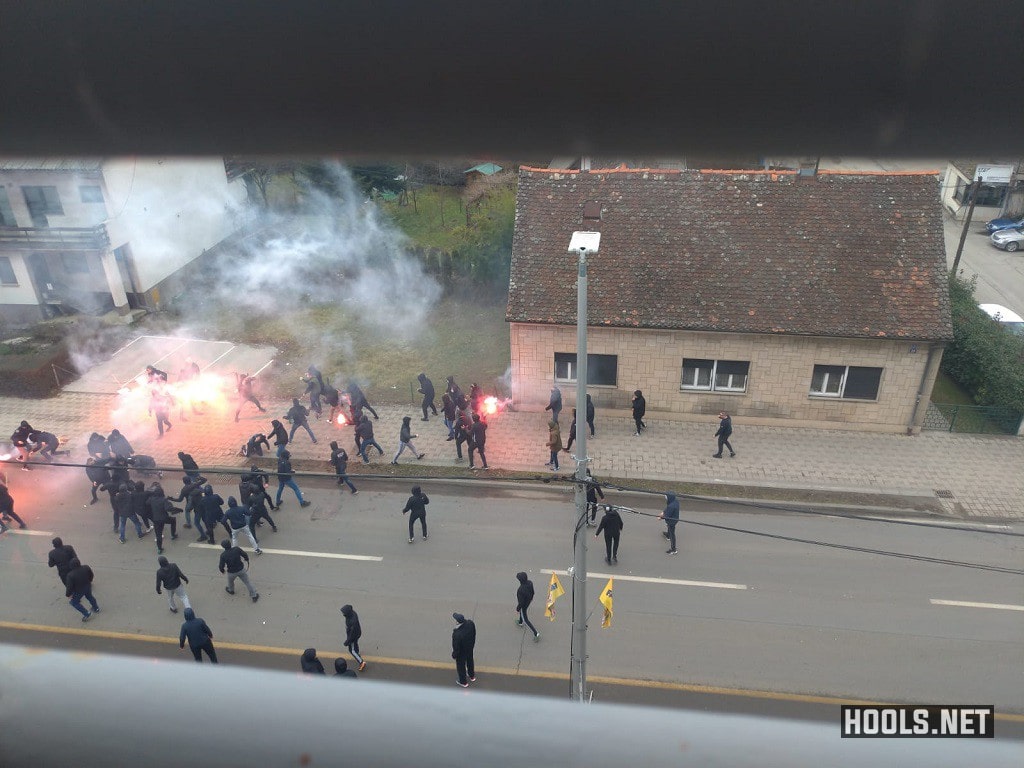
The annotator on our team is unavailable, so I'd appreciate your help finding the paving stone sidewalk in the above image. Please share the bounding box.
[2,392,1022,521]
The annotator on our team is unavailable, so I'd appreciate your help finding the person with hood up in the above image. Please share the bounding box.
[631,390,647,436]
[713,411,736,458]
[659,492,680,555]
[441,393,457,440]
[10,420,34,468]
[224,496,262,554]
[445,376,465,410]
[328,441,358,494]
[27,429,60,462]
[245,432,270,458]
[268,419,289,456]
[87,432,109,459]
[391,416,425,465]
[564,408,577,453]
[234,372,266,422]
[245,479,278,536]
[200,485,226,544]
[155,555,191,613]
[333,658,357,678]
[275,450,311,507]
[178,607,217,663]
[106,429,134,460]
[417,373,437,421]
[402,485,430,543]
[514,572,540,642]
[304,366,324,419]
[286,398,317,445]
[339,604,367,671]
[85,457,111,505]
[585,468,605,526]
[545,420,562,471]
[219,539,259,602]
[130,481,153,533]
[544,385,562,424]
[178,451,201,482]
[147,483,180,554]
[451,612,476,688]
[585,393,596,438]
[171,474,208,531]
[115,483,146,543]
[469,383,484,416]
[47,537,77,586]
[595,504,624,564]
[300,648,325,674]
[469,413,489,470]
[346,382,378,420]
[0,482,26,530]
[355,415,384,464]
[65,557,100,622]
[453,406,474,463]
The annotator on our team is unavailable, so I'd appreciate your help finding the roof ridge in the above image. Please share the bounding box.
[520,167,939,176]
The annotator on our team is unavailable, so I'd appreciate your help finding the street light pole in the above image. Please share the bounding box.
[568,231,600,703]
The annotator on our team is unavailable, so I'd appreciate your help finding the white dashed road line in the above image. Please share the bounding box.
[541,568,747,590]
[188,543,382,561]
[929,599,1024,612]
[5,529,55,537]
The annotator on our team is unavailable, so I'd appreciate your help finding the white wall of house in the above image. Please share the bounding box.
[941,164,1008,221]
[0,168,108,229]
[0,254,40,306]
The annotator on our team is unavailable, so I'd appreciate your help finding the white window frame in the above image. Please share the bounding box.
[810,364,882,401]
[554,352,618,386]
[0,256,18,286]
[681,358,749,393]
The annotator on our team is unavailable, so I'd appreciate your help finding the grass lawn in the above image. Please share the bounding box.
[930,370,974,405]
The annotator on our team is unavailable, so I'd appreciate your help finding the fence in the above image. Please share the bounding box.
[923,402,1022,434]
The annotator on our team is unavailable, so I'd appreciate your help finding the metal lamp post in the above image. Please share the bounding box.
[567,230,600,702]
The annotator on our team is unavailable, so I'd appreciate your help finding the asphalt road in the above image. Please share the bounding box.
[945,217,1024,311]
[1,465,1022,726]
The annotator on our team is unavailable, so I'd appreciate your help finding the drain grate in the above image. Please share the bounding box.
[934,490,955,499]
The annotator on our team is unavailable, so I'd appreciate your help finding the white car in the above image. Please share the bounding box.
[979,303,1024,335]
[990,229,1024,252]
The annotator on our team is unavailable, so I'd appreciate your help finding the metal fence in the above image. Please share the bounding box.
[924,402,1022,434]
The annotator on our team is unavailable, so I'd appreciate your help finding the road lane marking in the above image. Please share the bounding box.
[187,543,382,562]
[4,529,55,537]
[1,620,1021,722]
[541,568,746,590]
[930,599,1024,612]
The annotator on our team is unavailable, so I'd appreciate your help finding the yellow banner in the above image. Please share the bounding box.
[545,572,565,620]
[599,577,613,628]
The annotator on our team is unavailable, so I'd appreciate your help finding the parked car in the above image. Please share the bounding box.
[990,228,1024,252]
[979,303,1024,335]
[985,215,1024,235]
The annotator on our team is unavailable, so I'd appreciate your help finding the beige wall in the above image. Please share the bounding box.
[510,322,941,433]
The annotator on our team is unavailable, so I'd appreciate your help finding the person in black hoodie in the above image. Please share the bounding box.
[47,537,77,586]
[0,482,27,529]
[585,469,605,526]
[595,504,624,564]
[441,393,457,440]
[287,398,317,444]
[156,555,191,613]
[224,496,261,554]
[268,420,289,457]
[631,389,647,436]
[106,429,134,460]
[346,382,378,420]
[713,411,735,458]
[355,415,384,464]
[178,451,201,482]
[147,483,180,554]
[659,492,680,555]
[339,604,367,671]
[333,658,358,678]
[391,416,425,464]
[303,366,324,419]
[200,485,226,544]
[544,386,562,424]
[328,441,358,494]
[585,393,596,438]
[245,432,270,458]
[178,607,217,663]
[65,557,100,622]
[130,481,153,532]
[563,409,577,453]
[300,648,325,674]
[246,481,278,537]
[275,450,311,507]
[87,432,109,459]
[171,474,208,531]
[451,612,476,687]
[85,457,111,505]
[219,539,259,602]
[402,485,430,543]
[417,373,437,420]
[445,376,466,410]
[469,413,488,470]
[514,572,540,642]
[115,483,146,543]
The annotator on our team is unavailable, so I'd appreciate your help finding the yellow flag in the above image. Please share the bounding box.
[599,577,614,628]
[545,573,565,620]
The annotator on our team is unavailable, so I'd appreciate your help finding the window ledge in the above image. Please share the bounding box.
[680,388,747,396]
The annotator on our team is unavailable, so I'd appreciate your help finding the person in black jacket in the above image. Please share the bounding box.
[355,416,384,464]
[178,607,217,663]
[453,407,473,463]
[514,572,540,642]
[391,416,425,464]
[245,432,270,457]
[268,420,289,456]
[114,483,146,542]
[219,539,259,602]
[178,451,201,482]
[451,612,476,687]
[0,482,27,530]
[631,389,647,436]
[87,432,109,459]
[328,441,358,494]
[275,450,311,507]
[286,398,318,444]
[713,411,736,458]
[106,429,134,459]
[585,393,596,438]
[155,555,191,613]
[402,485,430,543]
[340,604,367,671]
[147,483,179,554]
[171,475,208,531]
[85,457,111,505]
[130,481,153,532]
[300,648,325,674]
[469,413,489,470]
[563,409,577,453]
[585,469,605,526]
[595,505,624,564]
[65,557,100,622]
[246,482,278,537]
[27,430,60,461]
[544,386,562,424]
[333,658,358,678]
[303,366,324,419]
[200,485,226,544]
[346,382,378,420]
[445,376,466,410]
[224,496,261,553]
[441,393,457,440]
[417,373,437,420]
[47,537,77,586]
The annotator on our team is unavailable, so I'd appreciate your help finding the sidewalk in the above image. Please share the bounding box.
[3,391,1023,521]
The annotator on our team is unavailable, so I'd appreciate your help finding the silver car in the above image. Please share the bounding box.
[990,228,1024,252]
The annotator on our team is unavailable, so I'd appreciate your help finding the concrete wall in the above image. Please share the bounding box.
[510,322,940,433]
[0,253,41,310]
[0,168,108,229]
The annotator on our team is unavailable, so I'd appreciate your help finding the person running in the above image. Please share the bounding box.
[275,450,311,507]
[514,572,540,642]
[346,382,378,420]
[713,411,736,458]
[224,496,262,554]
[355,416,384,464]
[417,373,437,421]
[199,485,226,544]
[595,504,624,564]
[85,458,111,506]
[452,612,476,688]
[65,557,100,622]
[234,373,266,422]
[441,393,457,440]
[268,420,289,456]
[178,451,201,482]
[171,475,207,531]
[545,420,562,471]
[179,608,217,663]
[391,416,425,464]
[301,648,326,674]
[303,367,324,419]
[286,398,318,444]
[631,389,647,436]
[155,555,191,613]
[47,537,78,586]
[564,408,577,453]
[402,485,430,543]
[147,483,180,554]
[340,604,367,671]
[328,441,358,494]
[469,413,489,470]
[246,481,278,536]
[0,482,27,530]
[219,539,259,602]
[148,387,174,439]
[333,658,358,678]
[659,492,680,555]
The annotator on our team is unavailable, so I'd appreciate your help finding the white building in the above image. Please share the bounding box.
[0,157,246,325]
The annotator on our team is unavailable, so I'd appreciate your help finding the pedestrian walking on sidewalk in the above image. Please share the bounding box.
[328,441,358,494]
[469,413,489,470]
[275,451,311,507]
[234,373,266,422]
[155,555,191,613]
[47,537,78,586]
[392,416,425,464]
[544,386,562,424]
[564,409,577,453]
[631,390,647,436]
[441,393,457,440]
[595,505,624,564]
[659,492,680,555]
[301,648,326,674]
[340,604,367,671]
[0,482,27,529]
[219,540,259,602]
[585,469,605,525]
[402,485,430,542]
[65,557,100,622]
[417,373,437,420]
[179,608,217,663]
[585,394,596,438]
[452,612,476,687]
[545,420,562,470]
[225,497,262,553]
[514,572,540,642]
[287,398,318,444]
[713,411,736,458]
[355,416,384,464]
[200,485,226,544]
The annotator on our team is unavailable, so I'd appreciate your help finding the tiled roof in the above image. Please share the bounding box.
[506,168,953,341]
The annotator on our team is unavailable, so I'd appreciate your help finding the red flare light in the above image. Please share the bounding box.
[483,396,498,415]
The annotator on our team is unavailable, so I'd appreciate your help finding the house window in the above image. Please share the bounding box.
[21,186,63,227]
[681,358,749,392]
[954,181,1007,208]
[554,353,618,386]
[79,185,104,203]
[810,365,882,400]
[0,188,16,226]
[60,252,89,274]
[0,257,17,285]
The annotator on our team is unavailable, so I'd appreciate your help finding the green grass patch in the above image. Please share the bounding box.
[930,370,974,405]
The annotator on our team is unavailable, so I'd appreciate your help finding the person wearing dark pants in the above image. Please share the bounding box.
[469,413,489,470]
[149,389,174,439]
[545,420,562,470]
[287,399,318,444]
[247,489,278,536]
[544,386,562,424]
[355,416,384,463]
[340,604,367,671]
[631,390,647,436]
[234,373,266,422]
[47,537,78,586]
[329,442,358,494]
[514,572,540,642]
[65,558,100,622]
[563,409,577,453]
[147,485,179,554]
[0,483,27,529]
[441,393,457,440]
[179,608,217,663]
[595,505,624,564]
[659,492,680,555]
[452,612,477,687]
[200,485,225,544]
[585,394,596,437]
[347,383,379,420]
[178,452,201,482]
[85,458,111,505]
[417,373,437,420]
[585,469,605,526]
[453,408,473,463]
[402,485,430,543]
[713,411,735,458]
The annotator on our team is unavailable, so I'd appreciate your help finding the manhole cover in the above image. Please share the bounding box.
[934,490,955,499]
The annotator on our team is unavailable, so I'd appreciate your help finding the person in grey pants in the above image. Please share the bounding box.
[218,540,260,602]
[155,555,192,613]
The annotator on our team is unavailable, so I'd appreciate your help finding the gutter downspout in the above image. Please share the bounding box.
[908,343,944,435]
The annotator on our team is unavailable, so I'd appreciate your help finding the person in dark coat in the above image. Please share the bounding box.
[514,572,540,641]
[178,451,201,482]
[659,492,680,555]
[301,648,325,674]
[65,557,100,622]
[219,539,259,602]
[585,393,596,437]
[563,408,577,453]
[402,485,430,543]
[85,457,111,505]
[275,450,311,507]
[287,398,317,444]
[355,416,384,463]
[130,480,153,532]
[87,432,109,459]
[107,454,131,486]
[224,496,261,553]
[585,469,605,526]
[200,485,226,544]
[147,483,179,554]
[328,441,358,494]
[333,658,358,678]
[178,607,217,663]
[595,505,624,564]
[453,407,474,463]
[156,555,191,613]
[268,420,289,456]
[47,537,77,585]
[107,429,134,459]
[234,372,266,422]
[246,432,270,458]
[0,482,25,530]
[468,383,484,416]
[145,365,168,384]
[114,483,146,542]
[417,373,437,420]
[441,393,457,440]
[469,413,489,470]
[246,482,278,536]
[631,389,647,436]
[446,376,466,410]
[304,366,324,419]
[27,430,60,461]
[713,411,736,458]
[346,382,378,420]
[171,475,208,531]
[340,604,367,671]
[452,612,477,687]
[391,416,425,464]
[544,386,562,424]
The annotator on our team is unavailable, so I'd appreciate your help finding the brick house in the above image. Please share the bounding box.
[506,167,953,434]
